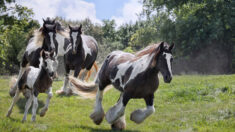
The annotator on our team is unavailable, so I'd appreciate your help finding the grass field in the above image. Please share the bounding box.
[0,75,235,132]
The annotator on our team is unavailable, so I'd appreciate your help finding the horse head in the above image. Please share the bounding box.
[42,22,58,52]
[156,42,175,83]
[69,25,82,54]
[40,50,56,78]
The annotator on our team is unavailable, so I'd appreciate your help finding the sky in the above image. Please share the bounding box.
[16,0,143,27]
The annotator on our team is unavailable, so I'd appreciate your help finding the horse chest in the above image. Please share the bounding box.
[34,75,52,93]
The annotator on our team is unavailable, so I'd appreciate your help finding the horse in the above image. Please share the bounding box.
[9,19,58,97]
[69,42,175,130]
[56,25,98,95]
[6,50,56,122]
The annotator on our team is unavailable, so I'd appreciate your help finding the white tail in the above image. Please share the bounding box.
[69,76,98,98]
[9,76,17,97]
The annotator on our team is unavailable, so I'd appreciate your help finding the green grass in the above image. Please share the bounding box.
[0,75,235,132]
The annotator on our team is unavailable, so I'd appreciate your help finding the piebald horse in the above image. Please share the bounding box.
[9,19,58,97]
[56,25,98,95]
[6,50,56,122]
[69,42,175,130]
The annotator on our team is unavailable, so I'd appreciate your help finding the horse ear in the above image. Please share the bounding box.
[52,19,55,24]
[50,50,55,57]
[42,18,45,23]
[169,43,175,51]
[78,24,82,34]
[159,41,164,52]
[40,50,45,58]
[69,25,72,30]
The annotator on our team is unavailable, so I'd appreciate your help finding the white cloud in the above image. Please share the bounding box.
[111,0,142,27]
[16,0,101,25]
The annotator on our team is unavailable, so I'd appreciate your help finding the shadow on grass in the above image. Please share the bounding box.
[16,97,45,114]
[69,125,140,132]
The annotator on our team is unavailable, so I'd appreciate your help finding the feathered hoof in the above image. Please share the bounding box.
[130,109,145,124]
[111,117,126,130]
[90,110,105,125]
[55,90,66,95]
[40,108,48,117]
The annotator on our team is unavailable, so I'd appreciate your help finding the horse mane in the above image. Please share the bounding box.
[33,28,44,46]
[135,42,162,57]
[57,30,70,39]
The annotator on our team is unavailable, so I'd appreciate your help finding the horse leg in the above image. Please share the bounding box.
[31,95,38,122]
[90,88,105,125]
[106,92,130,125]
[80,69,88,81]
[130,94,155,124]
[57,66,70,95]
[22,92,33,122]
[6,88,20,117]
[40,87,53,117]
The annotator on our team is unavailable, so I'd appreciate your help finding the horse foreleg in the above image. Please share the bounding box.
[130,94,155,124]
[90,88,104,125]
[6,88,20,117]
[31,95,38,122]
[56,66,70,95]
[111,114,126,130]
[105,92,130,125]
[40,87,52,117]
[22,92,33,122]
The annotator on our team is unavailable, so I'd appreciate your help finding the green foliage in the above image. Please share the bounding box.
[0,1,39,74]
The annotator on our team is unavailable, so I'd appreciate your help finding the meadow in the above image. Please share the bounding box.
[0,75,234,132]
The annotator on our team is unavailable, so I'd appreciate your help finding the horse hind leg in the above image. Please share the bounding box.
[130,94,155,124]
[10,55,28,97]
[6,88,20,117]
[90,87,105,125]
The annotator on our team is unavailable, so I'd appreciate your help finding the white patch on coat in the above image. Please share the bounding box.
[81,35,93,58]
[163,52,173,76]
[26,67,40,89]
[45,58,54,74]
[111,53,155,89]
[55,33,66,56]
[71,32,78,51]
[49,32,55,50]
[26,38,42,55]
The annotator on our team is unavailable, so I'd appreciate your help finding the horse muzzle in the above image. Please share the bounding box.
[72,50,77,54]
[164,75,172,83]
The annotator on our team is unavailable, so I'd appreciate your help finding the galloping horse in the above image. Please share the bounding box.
[56,25,98,95]
[10,19,58,97]
[69,42,175,130]
[7,50,56,122]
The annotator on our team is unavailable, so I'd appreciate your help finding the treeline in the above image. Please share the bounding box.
[0,0,234,74]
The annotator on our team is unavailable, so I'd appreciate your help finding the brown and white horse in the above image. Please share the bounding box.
[56,25,98,95]
[69,42,175,130]
[6,50,56,122]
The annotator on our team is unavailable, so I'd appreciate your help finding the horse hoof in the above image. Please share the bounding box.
[111,116,126,130]
[40,109,48,117]
[55,90,66,95]
[6,111,11,117]
[90,110,105,125]
[130,109,145,124]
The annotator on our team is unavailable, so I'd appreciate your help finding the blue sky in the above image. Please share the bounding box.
[16,0,142,26]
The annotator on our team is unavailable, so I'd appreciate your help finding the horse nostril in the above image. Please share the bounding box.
[49,72,54,77]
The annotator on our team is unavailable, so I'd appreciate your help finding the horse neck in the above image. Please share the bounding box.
[37,66,51,81]
[55,33,70,56]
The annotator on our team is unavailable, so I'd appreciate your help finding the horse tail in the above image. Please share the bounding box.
[9,76,17,97]
[69,76,98,98]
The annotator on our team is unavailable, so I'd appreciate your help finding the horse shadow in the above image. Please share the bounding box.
[16,97,45,114]
[69,125,140,132]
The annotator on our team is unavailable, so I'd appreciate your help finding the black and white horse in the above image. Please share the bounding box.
[56,25,98,95]
[9,19,58,97]
[69,42,175,130]
[6,50,56,122]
